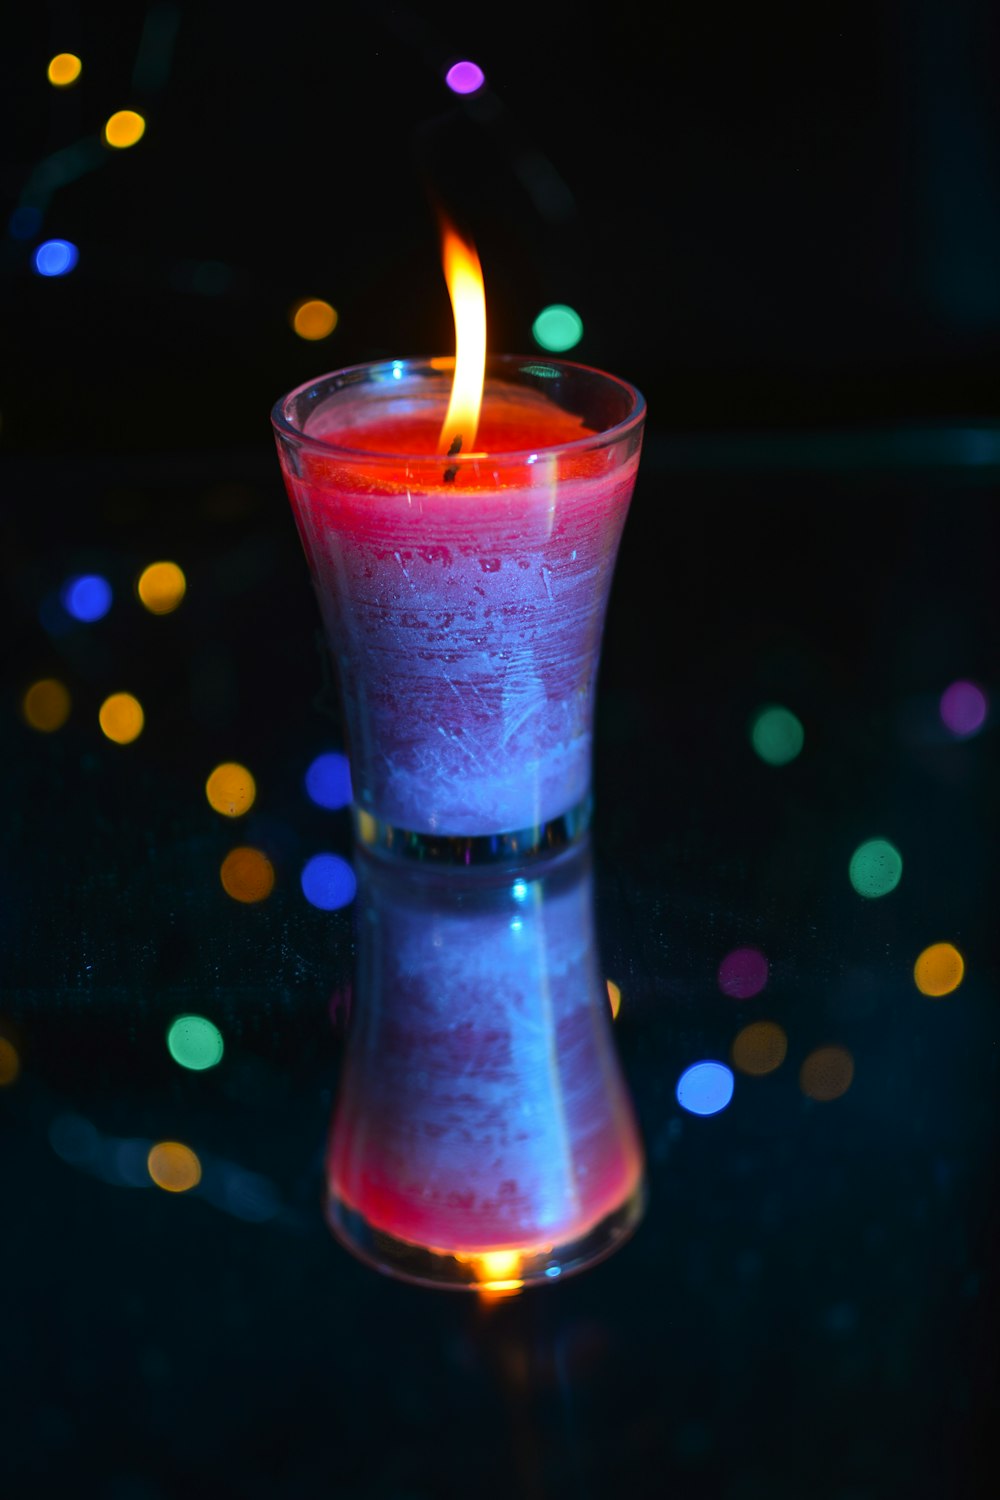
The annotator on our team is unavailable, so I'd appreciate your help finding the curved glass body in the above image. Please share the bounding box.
[273,356,645,863]
[326,847,646,1291]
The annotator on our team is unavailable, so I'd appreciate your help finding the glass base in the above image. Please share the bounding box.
[352,796,592,867]
[326,1178,647,1293]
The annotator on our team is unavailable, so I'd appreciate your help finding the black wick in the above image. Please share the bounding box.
[443,434,462,483]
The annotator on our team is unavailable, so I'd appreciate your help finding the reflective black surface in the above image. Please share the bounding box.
[2,434,997,1499]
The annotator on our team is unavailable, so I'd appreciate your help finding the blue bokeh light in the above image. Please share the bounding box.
[61,573,112,622]
[304,751,352,810]
[9,206,43,240]
[33,238,79,276]
[676,1061,735,1116]
[301,853,357,911]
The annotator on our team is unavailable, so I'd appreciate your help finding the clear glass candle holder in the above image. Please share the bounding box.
[273,355,645,865]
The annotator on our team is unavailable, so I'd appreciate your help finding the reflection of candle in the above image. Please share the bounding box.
[326,850,646,1290]
[273,226,645,861]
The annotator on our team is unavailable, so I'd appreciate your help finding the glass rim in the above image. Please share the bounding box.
[270,352,646,466]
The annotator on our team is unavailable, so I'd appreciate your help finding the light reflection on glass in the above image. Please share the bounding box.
[326,849,646,1290]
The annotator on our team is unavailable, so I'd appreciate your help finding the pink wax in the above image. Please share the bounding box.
[277,378,641,838]
[326,853,645,1272]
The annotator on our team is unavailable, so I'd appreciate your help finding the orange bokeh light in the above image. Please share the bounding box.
[22,678,71,731]
[206,762,256,818]
[914,942,964,997]
[800,1045,854,1102]
[220,846,274,903]
[731,1020,788,1076]
[148,1141,202,1193]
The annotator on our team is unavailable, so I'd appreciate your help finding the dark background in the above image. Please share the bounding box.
[3,0,1000,452]
[2,6,999,1500]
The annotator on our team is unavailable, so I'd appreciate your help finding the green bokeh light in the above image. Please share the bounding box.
[751,705,804,766]
[532,304,583,352]
[849,839,903,899]
[167,1014,224,1071]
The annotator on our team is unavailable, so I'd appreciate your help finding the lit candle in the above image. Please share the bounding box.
[273,228,645,862]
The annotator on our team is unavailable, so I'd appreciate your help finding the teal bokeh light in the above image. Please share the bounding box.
[849,839,903,899]
[532,304,583,352]
[751,705,804,766]
[167,1014,224,1071]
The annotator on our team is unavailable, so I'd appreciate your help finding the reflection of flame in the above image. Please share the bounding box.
[458,1248,524,1295]
[438,223,486,455]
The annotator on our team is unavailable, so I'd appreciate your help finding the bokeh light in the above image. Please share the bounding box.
[800,1045,854,1101]
[717,946,769,999]
[445,60,486,95]
[137,560,186,614]
[103,110,146,148]
[607,979,622,1020]
[914,942,964,997]
[22,678,71,732]
[47,53,82,87]
[8,206,42,241]
[0,1037,21,1087]
[939,680,988,738]
[304,751,352,809]
[167,1015,224,1071]
[147,1141,201,1192]
[61,573,112,622]
[676,1061,734,1116]
[532,304,584,352]
[300,853,357,910]
[98,692,144,744]
[291,298,338,340]
[33,239,79,277]
[731,1020,788,1075]
[220,846,274,903]
[751,705,804,765]
[849,838,903,899]
[205,762,256,818]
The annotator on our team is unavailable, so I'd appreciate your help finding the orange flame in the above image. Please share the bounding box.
[438,224,486,456]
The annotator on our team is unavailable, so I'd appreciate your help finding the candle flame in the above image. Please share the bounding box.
[439,224,486,455]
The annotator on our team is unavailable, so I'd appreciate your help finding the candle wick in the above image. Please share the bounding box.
[444,433,463,482]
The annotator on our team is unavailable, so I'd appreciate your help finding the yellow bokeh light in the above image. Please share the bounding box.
[800,1045,854,1102]
[914,942,964,997]
[48,53,82,87]
[606,979,622,1020]
[137,561,186,615]
[731,1020,788,1076]
[22,678,71,732]
[206,762,256,818]
[99,691,144,744]
[147,1141,202,1193]
[103,109,146,149]
[220,846,274,903]
[0,1038,21,1087]
[291,298,338,341]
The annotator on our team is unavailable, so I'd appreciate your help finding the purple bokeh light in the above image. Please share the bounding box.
[939,680,988,739]
[717,946,769,1000]
[444,60,485,95]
